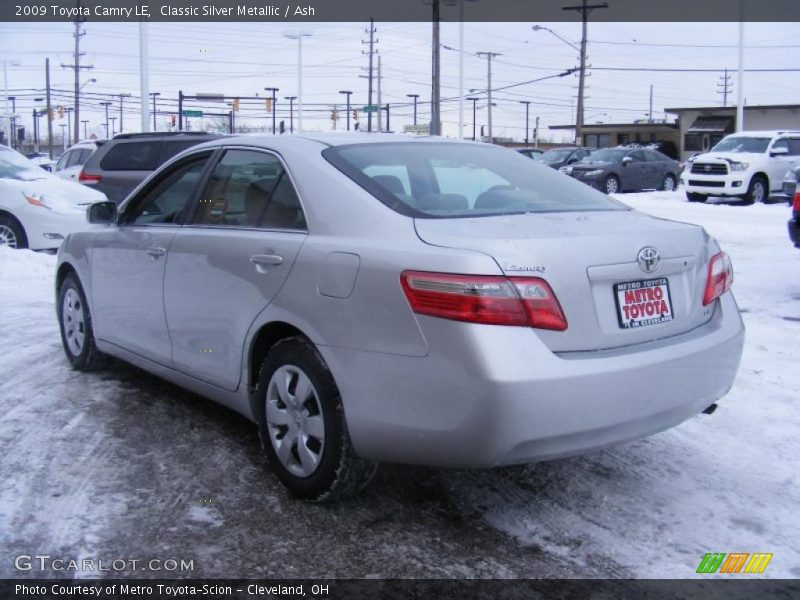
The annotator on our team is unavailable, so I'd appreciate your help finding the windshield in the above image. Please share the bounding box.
[711,136,770,153]
[0,148,50,181]
[540,148,575,162]
[323,143,625,218]
[583,148,626,163]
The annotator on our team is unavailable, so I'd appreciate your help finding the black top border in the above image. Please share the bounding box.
[3,0,800,23]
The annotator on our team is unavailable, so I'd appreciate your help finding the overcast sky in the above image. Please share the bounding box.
[2,20,798,142]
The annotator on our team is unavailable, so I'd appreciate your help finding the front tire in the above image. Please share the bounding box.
[603,175,620,194]
[686,192,707,203]
[741,175,767,205]
[257,337,377,501]
[0,214,28,249]
[661,174,677,192]
[57,272,109,370]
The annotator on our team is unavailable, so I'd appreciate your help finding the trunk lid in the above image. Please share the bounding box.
[414,209,716,352]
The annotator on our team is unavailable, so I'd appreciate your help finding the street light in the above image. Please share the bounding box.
[81,119,89,139]
[339,90,353,131]
[284,96,297,133]
[100,101,112,138]
[283,30,313,132]
[79,77,97,92]
[264,87,279,134]
[406,94,420,126]
[110,116,117,136]
[65,107,73,146]
[519,100,531,144]
[531,25,580,51]
[150,92,160,130]
[3,60,22,147]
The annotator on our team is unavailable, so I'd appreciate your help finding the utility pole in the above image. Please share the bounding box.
[60,124,67,151]
[100,101,111,138]
[361,18,377,132]
[519,100,531,144]
[648,84,653,122]
[466,97,479,140]
[283,31,312,132]
[118,93,130,133]
[383,103,390,132]
[717,68,732,107]
[562,0,608,145]
[62,4,92,146]
[377,55,383,132]
[458,1,464,138]
[285,96,296,133]
[45,58,53,159]
[110,116,117,136]
[65,107,73,145]
[264,87,279,134]
[534,116,540,147]
[150,92,160,130]
[736,17,745,131]
[339,90,352,130]
[81,119,88,139]
[431,0,441,135]
[9,96,16,149]
[476,52,500,143]
[407,94,419,126]
[139,22,150,132]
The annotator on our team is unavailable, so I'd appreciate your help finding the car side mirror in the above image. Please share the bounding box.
[770,146,789,156]
[568,157,578,164]
[622,156,633,165]
[87,201,117,224]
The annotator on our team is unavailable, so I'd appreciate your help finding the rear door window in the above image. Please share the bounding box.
[100,141,161,171]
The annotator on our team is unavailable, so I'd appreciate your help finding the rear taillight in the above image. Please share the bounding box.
[400,271,568,331]
[702,251,733,306]
[793,190,800,211]
[78,170,101,184]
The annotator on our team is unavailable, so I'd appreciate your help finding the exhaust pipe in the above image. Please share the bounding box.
[702,403,718,415]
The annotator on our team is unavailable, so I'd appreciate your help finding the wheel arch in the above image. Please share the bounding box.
[0,209,27,243]
[56,261,78,295]
[751,171,769,189]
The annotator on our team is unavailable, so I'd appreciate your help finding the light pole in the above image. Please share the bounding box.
[264,87,279,134]
[406,94,420,126]
[3,60,22,147]
[284,96,297,133]
[8,95,16,149]
[339,90,353,131]
[110,116,117,136]
[150,92,160,130]
[100,101,111,138]
[33,97,43,151]
[519,100,531,144]
[476,52,501,143]
[60,124,67,151]
[81,120,89,139]
[65,107,73,146]
[283,31,313,132]
[466,97,479,141]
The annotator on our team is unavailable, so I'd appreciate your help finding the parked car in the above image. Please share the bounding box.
[539,146,592,170]
[78,131,225,204]
[516,147,544,160]
[0,146,106,250]
[56,134,744,501]
[25,151,56,172]
[54,140,103,182]
[681,130,800,204]
[566,147,681,194]
[787,166,800,248]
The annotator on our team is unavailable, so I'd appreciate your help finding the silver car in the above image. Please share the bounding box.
[56,134,745,501]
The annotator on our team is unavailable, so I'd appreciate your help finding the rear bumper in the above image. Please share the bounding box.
[324,292,744,468]
[789,216,800,247]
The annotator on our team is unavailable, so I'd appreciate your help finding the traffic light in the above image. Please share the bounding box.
[331,107,338,122]
[58,106,65,119]
[48,108,55,121]
[232,98,240,112]
[265,98,272,113]
[171,114,176,126]
[352,109,358,121]
[279,120,285,134]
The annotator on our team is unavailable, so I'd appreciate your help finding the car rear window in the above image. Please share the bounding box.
[100,141,161,171]
[324,142,626,218]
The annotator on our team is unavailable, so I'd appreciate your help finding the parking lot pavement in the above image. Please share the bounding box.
[1,191,798,579]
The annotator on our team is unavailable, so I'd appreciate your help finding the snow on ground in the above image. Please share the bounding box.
[0,191,798,579]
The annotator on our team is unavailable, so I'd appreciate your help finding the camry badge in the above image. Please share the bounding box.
[637,247,661,273]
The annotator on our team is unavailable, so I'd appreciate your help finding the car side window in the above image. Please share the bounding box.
[788,139,800,156]
[192,149,306,230]
[126,156,209,226]
[67,149,87,168]
[771,139,789,153]
[629,151,646,162]
[55,151,71,170]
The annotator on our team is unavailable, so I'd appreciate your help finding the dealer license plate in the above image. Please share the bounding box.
[614,278,674,329]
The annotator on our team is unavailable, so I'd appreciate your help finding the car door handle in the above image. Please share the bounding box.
[146,246,167,258]
[250,253,284,271]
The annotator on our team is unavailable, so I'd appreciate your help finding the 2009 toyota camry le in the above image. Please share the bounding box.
[55,134,745,501]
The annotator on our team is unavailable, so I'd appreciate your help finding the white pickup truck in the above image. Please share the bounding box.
[680,130,800,203]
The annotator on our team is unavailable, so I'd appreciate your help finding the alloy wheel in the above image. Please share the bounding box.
[605,177,619,194]
[265,365,326,478]
[0,225,17,248]
[663,175,676,191]
[752,180,766,203]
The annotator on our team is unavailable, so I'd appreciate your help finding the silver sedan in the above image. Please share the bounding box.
[56,134,745,501]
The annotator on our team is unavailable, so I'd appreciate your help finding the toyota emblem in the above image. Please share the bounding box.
[704,165,712,172]
[637,247,661,273]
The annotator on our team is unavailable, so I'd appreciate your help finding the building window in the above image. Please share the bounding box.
[618,133,630,145]
[684,133,704,152]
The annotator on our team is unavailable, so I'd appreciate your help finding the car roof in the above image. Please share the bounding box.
[724,130,800,138]
[195,132,480,149]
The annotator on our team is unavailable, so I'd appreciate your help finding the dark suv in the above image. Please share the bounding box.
[78,132,225,204]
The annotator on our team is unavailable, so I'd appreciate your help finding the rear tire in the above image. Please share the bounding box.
[603,175,620,194]
[686,192,707,203]
[741,175,767,205]
[257,337,377,501]
[661,174,677,192]
[0,214,28,249]
[58,272,110,370]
